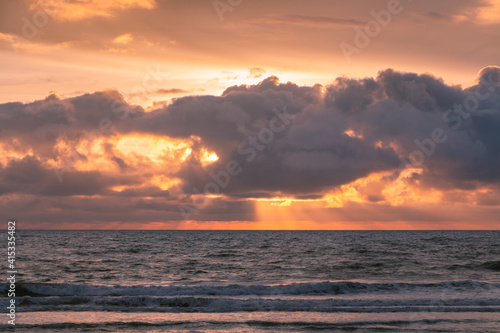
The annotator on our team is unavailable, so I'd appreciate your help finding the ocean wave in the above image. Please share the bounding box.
[1,280,499,298]
[0,321,191,331]
[0,317,493,331]
[447,261,500,272]
[480,261,500,271]
[6,294,500,313]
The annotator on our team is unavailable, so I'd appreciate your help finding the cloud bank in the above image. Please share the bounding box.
[1,67,500,228]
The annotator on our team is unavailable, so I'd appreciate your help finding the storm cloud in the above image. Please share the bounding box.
[126,67,500,196]
[1,67,500,226]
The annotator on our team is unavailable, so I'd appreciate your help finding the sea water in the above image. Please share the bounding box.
[1,230,499,332]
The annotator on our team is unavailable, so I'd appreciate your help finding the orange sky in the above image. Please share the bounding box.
[1,0,500,106]
[1,0,500,229]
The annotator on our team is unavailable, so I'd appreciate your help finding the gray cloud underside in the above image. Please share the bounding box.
[1,67,500,223]
[1,68,500,196]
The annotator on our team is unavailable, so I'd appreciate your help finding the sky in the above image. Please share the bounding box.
[0,0,500,229]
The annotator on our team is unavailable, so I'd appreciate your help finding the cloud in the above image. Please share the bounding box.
[130,68,500,198]
[420,11,468,23]
[416,1,500,25]
[112,33,133,44]
[475,66,500,84]
[0,154,145,197]
[26,0,157,22]
[155,88,189,95]
[0,33,16,43]
[475,0,500,24]
[0,32,75,53]
[254,14,365,28]
[0,67,500,227]
[0,90,144,161]
[248,67,266,79]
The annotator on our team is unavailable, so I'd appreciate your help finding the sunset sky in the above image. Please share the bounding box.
[1,0,500,229]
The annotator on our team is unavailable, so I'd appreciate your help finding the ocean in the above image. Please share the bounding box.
[1,230,499,332]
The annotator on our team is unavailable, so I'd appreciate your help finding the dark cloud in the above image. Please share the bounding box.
[120,69,499,198]
[1,67,500,225]
[324,76,380,113]
[376,69,465,112]
[0,90,144,160]
[114,186,170,198]
[1,155,46,184]
[0,155,143,197]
